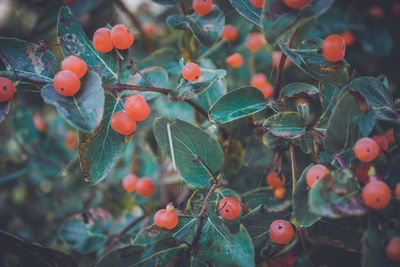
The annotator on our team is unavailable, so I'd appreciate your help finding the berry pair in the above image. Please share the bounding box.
[266,171,286,199]
[154,204,178,230]
[111,95,151,136]
[53,55,87,96]
[250,73,274,99]
[122,174,155,198]
[93,24,134,53]
[0,77,16,102]
[193,0,213,16]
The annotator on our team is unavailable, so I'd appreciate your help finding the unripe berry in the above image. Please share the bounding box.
[53,70,81,96]
[154,205,178,230]
[93,28,114,53]
[33,115,45,132]
[221,25,239,42]
[272,51,290,70]
[269,220,294,244]
[125,95,151,121]
[225,53,243,68]
[251,73,268,89]
[355,163,374,184]
[65,131,78,150]
[354,137,380,162]
[274,187,286,199]
[266,171,286,189]
[0,77,16,102]
[249,0,265,8]
[110,111,137,136]
[386,237,400,261]
[385,129,395,144]
[111,24,135,50]
[322,34,346,62]
[61,56,87,78]
[193,0,213,16]
[182,63,201,81]
[245,33,265,52]
[395,183,400,202]
[122,174,139,192]
[341,30,355,46]
[218,196,241,220]
[136,177,155,198]
[362,180,391,210]
[306,164,329,188]
[372,135,388,155]
[259,83,274,99]
[283,0,311,9]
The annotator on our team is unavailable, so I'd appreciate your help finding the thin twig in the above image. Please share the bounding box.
[85,209,111,238]
[132,61,154,87]
[103,84,170,94]
[289,143,297,196]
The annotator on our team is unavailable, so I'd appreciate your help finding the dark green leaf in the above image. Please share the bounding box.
[229,0,262,27]
[263,112,306,139]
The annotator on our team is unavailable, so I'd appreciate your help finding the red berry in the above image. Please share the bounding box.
[193,0,213,15]
[362,180,391,210]
[283,0,311,9]
[122,174,139,192]
[33,115,45,132]
[395,183,400,201]
[93,28,114,53]
[143,22,156,36]
[322,34,346,62]
[182,63,201,82]
[341,30,355,46]
[136,178,155,198]
[372,135,388,155]
[110,111,137,136]
[53,70,81,96]
[111,24,134,50]
[306,164,329,188]
[63,0,77,5]
[269,220,294,244]
[386,237,400,261]
[354,137,380,162]
[225,53,243,68]
[259,83,274,99]
[61,56,87,78]
[249,0,265,8]
[218,196,241,220]
[386,129,395,144]
[245,33,265,52]
[154,205,178,230]
[0,77,16,102]
[266,171,286,189]
[369,6,383,18]
[251,73,268,89]
[125,95,151,121]
[272,51,290,70]
[65,131,78,150]
[274,187,286,199]
[221,25,239,42]
[355,163,374,184]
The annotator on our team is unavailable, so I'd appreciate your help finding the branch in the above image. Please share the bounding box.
[85,209,111,238]
[103,84,170,94]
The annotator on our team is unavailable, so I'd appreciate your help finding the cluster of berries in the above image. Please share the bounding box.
[0,77,16,103]
[53,56,87,96]
[122,173,155,198]
[93,24,134,53]
[266,171,287,199]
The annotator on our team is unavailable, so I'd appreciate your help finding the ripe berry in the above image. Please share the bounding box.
[385,129,395,144]
[65,131,78,150]
[33,115,45,132]
[221,25,239,42]
[372,135,388,155]
[53,70,81,96]
[136,177,155,198]
[93,28,114,53]
[355,163,374,184]
[61,56,87,78]
[269,219,294,244]
[395,183,400,201]
[111,24,134,50]
[125,95,151,121]
[306,164,329,188]
[362,180,391,210]
[322,34,346,62]
[259,83,274,99]
[182,63,201,81]
[274,187,286,199]
[283,0,311,9]
[294,98,310,108]
[225,53,243,68]
[272,51,290,70]
[110,111,137,136]
[251,73,268,89]
[369,6,383,18]
[122,174,139,192]
[219,196,241,220]
[386,237,400,261]
[245,33,265,52]
[154,205,178,230]
[193,0,213,16]
[266,171,286,189]
[341,30,355,46]
[0,77,16,102]
[354,137,380,162]
[143,22,156,36]
[249,0,265,8]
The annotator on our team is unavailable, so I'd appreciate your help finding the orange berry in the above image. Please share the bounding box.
[249,0,265,8]
[111,24,134,50]
[395,183,400,201]
[385,129,395,144]
[294,98,310,107]
[61,56,87,78]
[322,34,346,62]
[218,196,241,220]
[259,83,274,99]
[93,28,114,53]
[154,207,178,230]
[355,163,374,184]
[251,73,268,89]
[362,180,391,210]
[274,187,286,199]
[182,63,201,82]
[33,115,45,132]
[245,33,265,52]
[136,178,155,198]
[341,30,355,46]
[63,0,77,5]
[65,131,78,150]
[372,135,388,155]
[269,219,294,244]
[0,77,16,102]
[122,174,139,192]
[143,22,156,36]
[193,0,213,15]
[386,237,400,261]
[110,111,137,136]
[369,6,383,18]
[272,51,290,70]
[354,137,380,162]
[306,164,329,188]
[225,53,243,68]
[221,25,239,42]
[283,0,311,9]
[266,171,286,189]
[53,70,81,96]
[125,95,151,121]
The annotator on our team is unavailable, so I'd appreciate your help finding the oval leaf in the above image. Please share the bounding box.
[229,0,262,27]
[263,112,306,139]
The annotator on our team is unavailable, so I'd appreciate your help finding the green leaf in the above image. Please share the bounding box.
[78,95,130,185]
[138,48,182,76]
[229,0,262,27]
[128,66,170,100]
[280,82,319,99]
[167,5,225,47]
[153,117,224,187]
[0,37,56,83]
[209,87,267,124]
[262,0,334,44]
[263,112,306,139]
[0,101,11,122]
[41,71,104,133]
